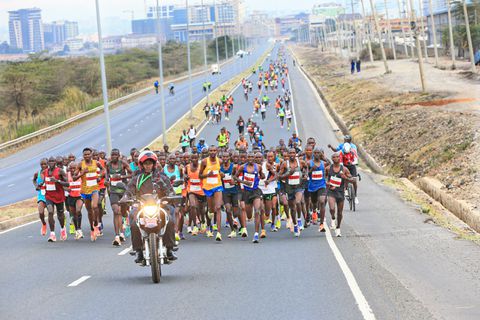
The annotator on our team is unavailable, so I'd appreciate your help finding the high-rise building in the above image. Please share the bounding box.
[44,20,80,46]
[8,8,44,53]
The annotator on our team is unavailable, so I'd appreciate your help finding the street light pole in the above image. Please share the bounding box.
[155,0,167,144]
[94,0,112,153]
[201,0,209,103]
[418,0,429,62]
[384,0,397,60]
[186,0,193,118]
[213,0,220,66]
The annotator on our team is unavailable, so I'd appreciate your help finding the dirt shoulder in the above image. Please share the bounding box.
[292,45,480,214]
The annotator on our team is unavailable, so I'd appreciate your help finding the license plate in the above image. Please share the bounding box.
[145,217,158,228]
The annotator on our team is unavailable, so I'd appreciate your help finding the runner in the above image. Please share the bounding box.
[278,105,285,128]
[74,147,104,242]
[179,130,190,153]
[278,148,307,237]
[236,152,265,243]
[235,134,249,151]
[41,157,68,242]
[326,152,353,237]
[285,106,293,131]
[220,152,244,238]
[307,148,328,232]
[199,146,224,241]
[236,116,245,135]
[259,151,279,232]
[106,148,132,246]
[217,127,229,149]
[33,158,48,236]
[164,154,184,241]
[66,162,84,240]
[185,153,206,236]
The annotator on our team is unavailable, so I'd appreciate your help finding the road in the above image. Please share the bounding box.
[1,45,480,320]
[0,43,269,206]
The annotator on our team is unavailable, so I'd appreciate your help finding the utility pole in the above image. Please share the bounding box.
[406,0,416,58]
[463,0,477,72]
[95,0,112,153]
[408,0,427,91]
[384,0,397,60]
[368,0,390,73]
[397,0,409,57]
[446,0,456,69]
[428,0,439,66]
[186,0,193,118]
[418,0,429,62]
[360,0,374,63]
[155,0,167,144]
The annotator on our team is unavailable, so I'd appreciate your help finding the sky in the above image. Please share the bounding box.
[0,0,351,42]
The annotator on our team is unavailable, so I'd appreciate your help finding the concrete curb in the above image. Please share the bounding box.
[0,213,37,232]
[290,45,480,233]
[415,177,480,233]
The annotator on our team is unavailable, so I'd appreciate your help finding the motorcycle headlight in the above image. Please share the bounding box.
[143,205,158,217]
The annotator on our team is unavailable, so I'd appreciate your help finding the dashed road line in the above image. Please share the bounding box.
[67,275,91,287]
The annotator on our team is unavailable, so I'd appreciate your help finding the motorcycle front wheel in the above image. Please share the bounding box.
[149,233,161,283]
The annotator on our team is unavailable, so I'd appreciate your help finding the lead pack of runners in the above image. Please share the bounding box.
[31,46,360,265]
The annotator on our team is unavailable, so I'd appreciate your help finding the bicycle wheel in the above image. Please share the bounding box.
[348,183,355,211]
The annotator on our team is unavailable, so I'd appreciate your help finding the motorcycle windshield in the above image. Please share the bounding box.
[140,194,157,207]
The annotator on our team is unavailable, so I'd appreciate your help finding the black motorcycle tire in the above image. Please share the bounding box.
[149,233,161,283]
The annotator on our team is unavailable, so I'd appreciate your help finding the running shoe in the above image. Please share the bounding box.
[312,211,318,223]
[260,229,267,238]
[271,224,278,232]
[93,226,100,237]
[90,230,96,242]
[98,223,104,237]
[293,225,300,237]
[215,232,222,242]
[69,223,75,235]
[212,224,218,231]
[275,219,281,230]
[175,233,181,241]
[228,230,237,238]
[60,227,67,241]
[78,230,84,239]
[200,223,207,233]
[330,219,336,230]
[265,218,272,225]
[112,236,121,246]
[286,219,291,230]
[41,224,47,236]
[206,230,214,238]
[241,228,248,238]
[119,233,126,242]
[281,212,287,221]
[192,226,199,236]
[48,232,56,242]
[74,230,81,240]
[179,232,185,240]
[187,226,192,234]
[318,223,326,233]
[335,228,342,237]
[298,219,304,231]
[252,232,259,243]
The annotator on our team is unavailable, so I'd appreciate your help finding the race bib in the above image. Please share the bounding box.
[312,170,323,180]
[288,173,300,185]
[330,176,342,188]
[86,172,98,187]
[223,173,233,189]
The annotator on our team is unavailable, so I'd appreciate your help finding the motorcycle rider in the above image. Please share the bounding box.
[123,150,177,264]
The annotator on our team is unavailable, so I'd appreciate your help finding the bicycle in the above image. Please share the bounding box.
[345,173,361,212]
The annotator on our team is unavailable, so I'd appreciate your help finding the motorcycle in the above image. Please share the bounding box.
[119,183,181,283]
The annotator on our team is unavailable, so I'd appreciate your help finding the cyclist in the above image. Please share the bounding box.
[339,142,359,205]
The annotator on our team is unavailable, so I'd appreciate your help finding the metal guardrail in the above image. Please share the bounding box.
[0,57,234,152]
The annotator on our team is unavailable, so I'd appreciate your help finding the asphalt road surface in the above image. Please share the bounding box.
[0,43,268,206]
[1,45,479,320]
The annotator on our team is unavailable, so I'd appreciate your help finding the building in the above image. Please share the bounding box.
[243,11,275,39]
[131,0,245,43]
[44,20,79,48]
[274,13,309,37]
[103,34,158,51]
[312,3,344,17]
[8,8,44,53]
[64,38,83,51]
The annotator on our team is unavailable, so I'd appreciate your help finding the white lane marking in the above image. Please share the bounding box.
[0,220,38,235]
[7,184,15,187]
[289,52,375,320]
[118,246,132,256]
[67,275,91,287]
[324,228,376,320]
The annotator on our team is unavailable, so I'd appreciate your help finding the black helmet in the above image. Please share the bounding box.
[344,135,352,142]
